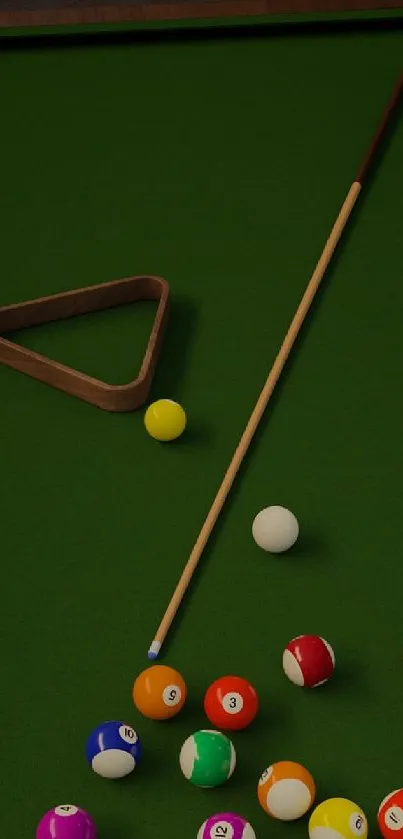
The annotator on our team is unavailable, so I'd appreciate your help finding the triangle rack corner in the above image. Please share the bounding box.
[0,274,170,411]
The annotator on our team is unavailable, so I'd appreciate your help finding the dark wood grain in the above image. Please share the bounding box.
[1,0,403,29]
[0,275,170,412]
[356,73,403,184]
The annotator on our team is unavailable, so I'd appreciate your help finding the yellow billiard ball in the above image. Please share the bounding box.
[144,399,187,442]
[309,798,368,839]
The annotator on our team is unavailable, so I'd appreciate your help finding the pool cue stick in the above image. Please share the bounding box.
[148,72,403,660]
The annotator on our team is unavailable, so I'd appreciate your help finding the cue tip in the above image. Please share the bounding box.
[148,640,161,660]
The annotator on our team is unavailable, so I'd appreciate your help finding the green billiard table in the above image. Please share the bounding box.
[1,6,403,839]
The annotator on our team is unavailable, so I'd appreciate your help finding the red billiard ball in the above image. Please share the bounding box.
[204,675,259,730]
[283,634,335,688]
[378,790,403,839]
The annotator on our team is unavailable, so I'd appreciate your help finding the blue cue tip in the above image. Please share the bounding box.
[147,640,161,659]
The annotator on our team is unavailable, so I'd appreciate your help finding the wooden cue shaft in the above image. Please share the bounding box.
[147,72,403,660]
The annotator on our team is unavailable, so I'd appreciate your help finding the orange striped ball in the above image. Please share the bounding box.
[257,760,316,821]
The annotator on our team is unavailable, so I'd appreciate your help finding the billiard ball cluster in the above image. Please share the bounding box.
[34,506,399,839]
[35,658,403,839]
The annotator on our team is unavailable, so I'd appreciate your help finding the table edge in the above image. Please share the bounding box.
[1,0,403,35]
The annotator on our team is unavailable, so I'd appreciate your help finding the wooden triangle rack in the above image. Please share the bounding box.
[0,275,170,411]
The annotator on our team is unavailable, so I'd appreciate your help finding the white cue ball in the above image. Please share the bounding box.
[252,505,299,553]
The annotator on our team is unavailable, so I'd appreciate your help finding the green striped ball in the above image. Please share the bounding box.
[179,729,236,788]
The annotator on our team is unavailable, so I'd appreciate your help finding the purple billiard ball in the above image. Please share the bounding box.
[36,805,96,839]
[197,813,256,839]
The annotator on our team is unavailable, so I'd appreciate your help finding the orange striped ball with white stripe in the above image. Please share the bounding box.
[257,761,316,821]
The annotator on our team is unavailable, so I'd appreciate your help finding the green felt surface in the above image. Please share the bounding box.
[1,14,403,839]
